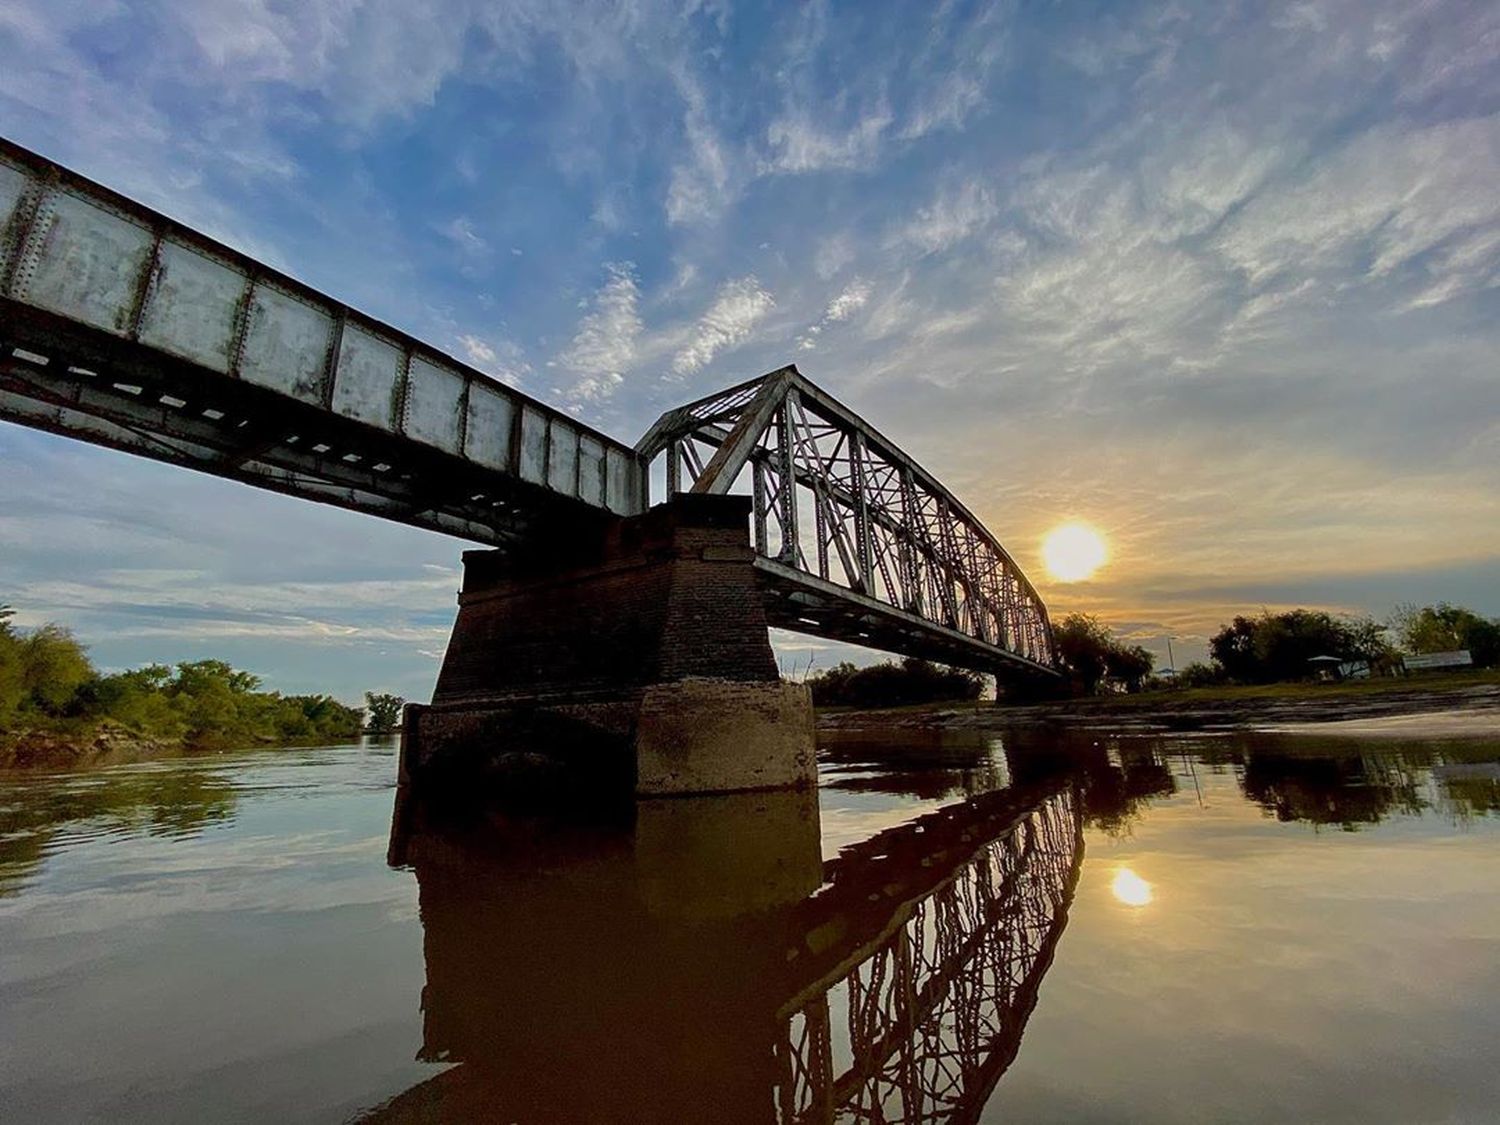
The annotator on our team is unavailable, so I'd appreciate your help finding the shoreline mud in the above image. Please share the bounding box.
[817,681,1500,740]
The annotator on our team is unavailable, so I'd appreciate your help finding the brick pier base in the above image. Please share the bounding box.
[400,494,816,798]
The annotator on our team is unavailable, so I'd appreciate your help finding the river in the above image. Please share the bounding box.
[1,724,1497,1123]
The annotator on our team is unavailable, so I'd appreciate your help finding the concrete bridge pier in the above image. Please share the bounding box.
[400,494,816,798]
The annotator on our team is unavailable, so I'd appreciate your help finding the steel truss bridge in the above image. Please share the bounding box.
[0,136,1057,677]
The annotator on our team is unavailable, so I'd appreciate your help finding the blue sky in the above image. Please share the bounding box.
[2,0,1497,699]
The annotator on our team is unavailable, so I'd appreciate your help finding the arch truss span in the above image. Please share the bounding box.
[637,366,1059,679]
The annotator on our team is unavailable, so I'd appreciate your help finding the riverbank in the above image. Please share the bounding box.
[817,671,1500,739]
[0,722,178,770]
[0,722,382,770]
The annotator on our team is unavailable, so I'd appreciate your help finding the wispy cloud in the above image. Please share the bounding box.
[457,333,530,387]
[761,108,894,175]
[557,263,644,403]
[890,178,998,255]
[671,276,776,377]
[439,216,490,257]
[797,279,873,351]
[665,70,732,225]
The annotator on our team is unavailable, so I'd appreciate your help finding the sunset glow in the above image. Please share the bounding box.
[1111,869,1154,907]
[1042,524,1108,583]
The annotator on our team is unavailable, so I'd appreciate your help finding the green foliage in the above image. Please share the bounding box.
[1208,610,1395,684]
[364,692,405,733]
[806,657,984,708]
[1390,602,1499,667]
[1053,614,1155,694]
[0,606,365,749]
[0,619,93,720]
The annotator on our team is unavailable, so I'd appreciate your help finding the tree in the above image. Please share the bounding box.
[1104,644,1155,693]
[1249,609,1354,682]
[1052,614,1165,695]
[1390,602,1499,667]
[1209,616,1260,682]
[0,605,22,725]
[364,692,405,733]
[0,605,365,748]
[19,625,92,714]
[1053,614,1114,694]
[1342,615,1396,669]
[1208,610,1373,683]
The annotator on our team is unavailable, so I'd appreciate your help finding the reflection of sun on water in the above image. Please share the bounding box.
[1111,868,1153,907]
[1041,523,1107,582]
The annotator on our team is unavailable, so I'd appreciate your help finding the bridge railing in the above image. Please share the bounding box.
[638,367,1057,672]
[0,138,644,540]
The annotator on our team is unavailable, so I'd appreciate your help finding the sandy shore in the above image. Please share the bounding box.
[1255,709,1500,739]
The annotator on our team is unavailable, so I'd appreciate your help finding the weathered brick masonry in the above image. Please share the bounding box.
[403,494,815,796]
[434,493,778,702]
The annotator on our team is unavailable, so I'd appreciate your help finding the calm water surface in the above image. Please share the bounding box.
[1,727,1497,1123]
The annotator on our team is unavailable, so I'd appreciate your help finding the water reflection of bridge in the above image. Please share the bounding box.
[778,788,1079,1123]
[371,777,1081,1123]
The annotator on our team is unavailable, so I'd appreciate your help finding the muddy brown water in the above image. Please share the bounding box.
[1,722,1497,1123]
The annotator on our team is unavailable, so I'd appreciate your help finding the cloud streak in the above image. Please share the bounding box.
[671,276,776,377]
[557,263,644,403]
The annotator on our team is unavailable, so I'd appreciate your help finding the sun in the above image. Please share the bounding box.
[1041,523,1108,582]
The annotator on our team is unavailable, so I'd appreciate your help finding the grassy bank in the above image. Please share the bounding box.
[1028,669,1500,713]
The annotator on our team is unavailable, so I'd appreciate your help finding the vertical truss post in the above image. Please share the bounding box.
[801,413,830,581]
[898,466,923,615]
[848,431,873,595]
[666,439,682,495]
[752,458,768,556]
[936,497,963,629]
[777,390,799,565]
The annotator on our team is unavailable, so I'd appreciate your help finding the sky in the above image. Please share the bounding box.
[1,0,1497,701]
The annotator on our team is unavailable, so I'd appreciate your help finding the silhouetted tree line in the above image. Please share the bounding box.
[0,604,364,749]
[1200,609,1392,684]
[1174,602,1499,686]
[806,657,984,708]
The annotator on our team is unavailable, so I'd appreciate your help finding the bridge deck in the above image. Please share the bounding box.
[0,139,644,545]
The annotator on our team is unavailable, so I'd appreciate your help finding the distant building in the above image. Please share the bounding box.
[1403,650,1474,673]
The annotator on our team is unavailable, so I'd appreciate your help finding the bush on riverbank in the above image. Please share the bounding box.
[807,658,984,708]
[0,605,363,751]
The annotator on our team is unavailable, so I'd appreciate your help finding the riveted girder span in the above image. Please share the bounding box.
[0,137,645,547]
